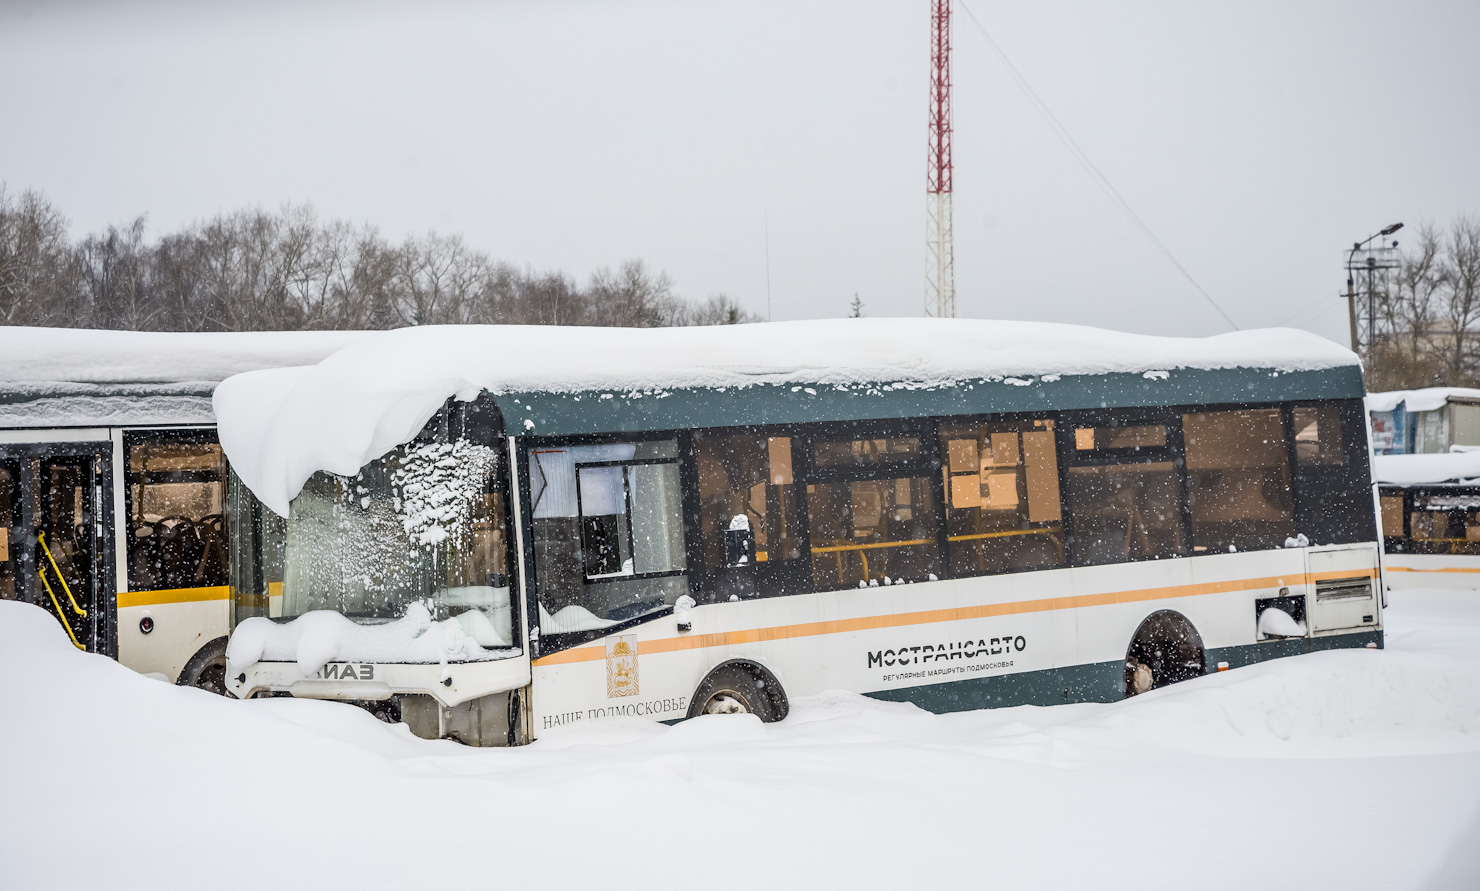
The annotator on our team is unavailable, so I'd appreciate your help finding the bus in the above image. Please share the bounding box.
[0,327,364,691]
[220,320,1383,745]
[1375,450,1480,590]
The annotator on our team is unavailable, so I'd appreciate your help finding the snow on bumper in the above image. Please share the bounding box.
[229,656,531,707]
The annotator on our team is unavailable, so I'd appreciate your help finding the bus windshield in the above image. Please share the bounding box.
[278,438,514,649]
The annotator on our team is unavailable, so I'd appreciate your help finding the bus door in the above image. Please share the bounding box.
[0,444,114,655]
[0,457,23,607]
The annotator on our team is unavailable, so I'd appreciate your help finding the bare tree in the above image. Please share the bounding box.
[1444,215,1480,381]
[0,187,760,334]
[79,217,158,330]
[588,260,679,327]
[675,293,759,326]
[1368,223,1447,389]
[0,186,77,326]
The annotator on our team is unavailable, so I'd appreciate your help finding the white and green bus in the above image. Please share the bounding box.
[0,327,364,691]
[220,320,1383,745]
[1374,451,1480,591]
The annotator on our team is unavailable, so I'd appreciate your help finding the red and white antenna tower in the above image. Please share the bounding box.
[925,0,955,318]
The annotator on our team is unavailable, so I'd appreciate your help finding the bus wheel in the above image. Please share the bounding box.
[687,662,789,723]
[177,638,230,697]
[1123,610,1205,698]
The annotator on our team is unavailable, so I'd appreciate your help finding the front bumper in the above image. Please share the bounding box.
[228,655,531,707]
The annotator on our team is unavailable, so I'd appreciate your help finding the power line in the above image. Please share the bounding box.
[956,2,1239,331]
[1269,291,1340,329]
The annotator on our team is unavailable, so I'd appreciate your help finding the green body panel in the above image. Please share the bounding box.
[493,366,1365,438]
[862,628,1383,713]
[1206,628,1383,671]
[866,659,1127,710]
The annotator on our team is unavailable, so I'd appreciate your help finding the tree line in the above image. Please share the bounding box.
[0,185,758,332]
[1364,215,1480,391]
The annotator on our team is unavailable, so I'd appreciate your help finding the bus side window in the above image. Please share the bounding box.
[1379,495,1405,541]
[528,439,687,640]
[806,430,941,591]
[1408,495,1480,555]
[1293,405,1345,465]
[1066,417,1184,566]
[126,435,226,592]
[1290,399,1376,545]
[938,419,1064,577]
[1182,408,1294,553]
[695,433,801,572]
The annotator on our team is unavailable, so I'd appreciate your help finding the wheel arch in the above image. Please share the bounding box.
[1123,608,1207,696]
[176,635,230,694]
[687,657,790,722]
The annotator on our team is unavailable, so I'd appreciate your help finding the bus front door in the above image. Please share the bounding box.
[0,446,114,656]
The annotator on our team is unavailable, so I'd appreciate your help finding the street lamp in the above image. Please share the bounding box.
[1346,223,1404,353]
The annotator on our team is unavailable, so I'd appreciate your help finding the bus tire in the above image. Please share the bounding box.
[1123,610,1205,697]
[687,661,788,723]
[177,637,230,697]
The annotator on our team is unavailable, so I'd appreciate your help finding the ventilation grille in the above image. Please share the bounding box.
[1315,577,1373,601]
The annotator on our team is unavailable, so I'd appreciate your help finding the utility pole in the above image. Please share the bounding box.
[925,0,955,318]
[1345,222,1403,359]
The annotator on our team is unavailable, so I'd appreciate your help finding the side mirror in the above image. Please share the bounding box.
[675,594,696,633]
[724,515,756,568]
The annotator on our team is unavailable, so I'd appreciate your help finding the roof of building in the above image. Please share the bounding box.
[1365,387,1480,414]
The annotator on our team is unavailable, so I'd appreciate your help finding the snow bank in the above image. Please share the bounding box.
[226,601,516,677]
[3,595,1480,890]
[214,320,1357,514]
[1372,452,1480,485]
[1367,386,1480,414]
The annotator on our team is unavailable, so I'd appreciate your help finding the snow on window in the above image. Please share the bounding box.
[275,438,514,652]
[395,441,500,547]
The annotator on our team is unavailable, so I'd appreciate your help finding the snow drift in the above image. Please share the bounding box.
[6,592,1480,889]
[2,593,1479,890]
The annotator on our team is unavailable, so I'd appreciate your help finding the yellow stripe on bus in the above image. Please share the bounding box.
[532,569,1375,667]
[116,586,232,608]
[1384,565,1480,574]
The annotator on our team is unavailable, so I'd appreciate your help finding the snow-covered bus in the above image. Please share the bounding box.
[1375,451,1480,591]
[220,321,1383,745]
[0,327,364,691]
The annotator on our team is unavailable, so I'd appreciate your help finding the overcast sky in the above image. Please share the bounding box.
[2,0,1477,343]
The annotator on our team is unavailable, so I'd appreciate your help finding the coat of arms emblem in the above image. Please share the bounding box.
[606,635,639,698]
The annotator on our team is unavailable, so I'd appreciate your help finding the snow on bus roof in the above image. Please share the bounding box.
[1371,451,1480,486]
[213,319,1357,515]
[0,327,370,428]
[0,326,368,384]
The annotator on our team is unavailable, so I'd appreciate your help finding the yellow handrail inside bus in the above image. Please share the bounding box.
[947,527,1061,543]
[811,528,1066,585]
[37,566,85,650]
[811,538,932,554]
[38,532,87,617]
